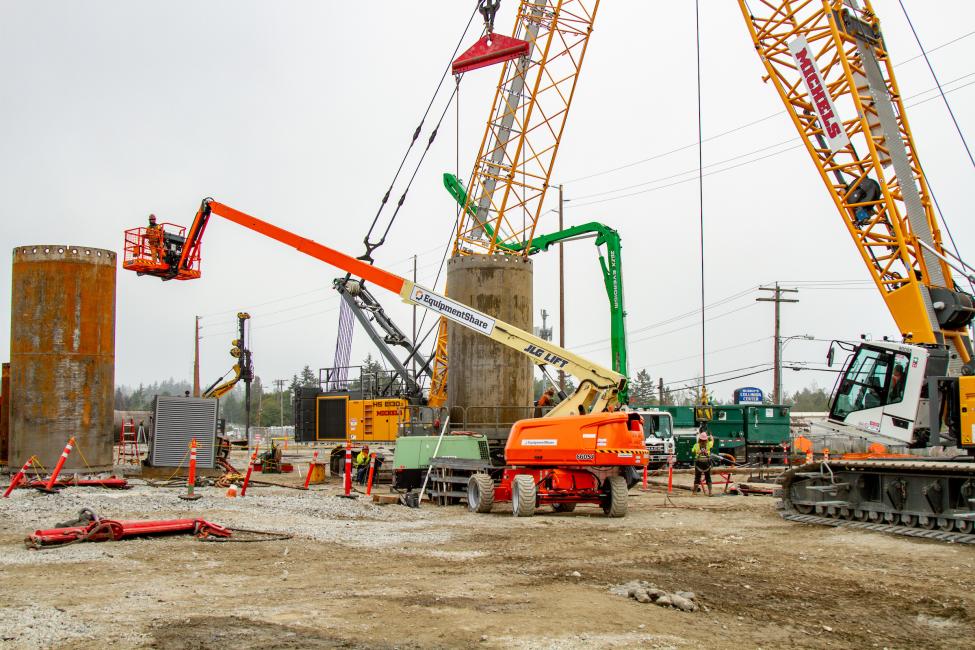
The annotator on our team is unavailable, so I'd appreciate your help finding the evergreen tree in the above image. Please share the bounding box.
[299,365,317,387]
[628,369,655,406]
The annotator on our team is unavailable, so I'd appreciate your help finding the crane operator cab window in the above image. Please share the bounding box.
[831,346,910,420]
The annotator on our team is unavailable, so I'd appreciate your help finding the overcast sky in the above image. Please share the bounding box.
[1,1,973,403]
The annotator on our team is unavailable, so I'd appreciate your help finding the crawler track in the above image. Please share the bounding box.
[778,459,975,543]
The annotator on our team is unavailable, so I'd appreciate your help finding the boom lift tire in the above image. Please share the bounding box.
[602,475,628,518]
[511,474,537,518]
[551,503,576,513]
[467,474,495,513]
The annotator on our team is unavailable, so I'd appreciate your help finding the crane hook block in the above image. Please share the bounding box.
[452,33,530,75]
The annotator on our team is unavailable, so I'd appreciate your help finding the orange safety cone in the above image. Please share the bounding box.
[226,483,238,498]
[179,438,201,501]
[39,437,75,493]
[344,445,353,495]
[823,447,830,462]
[3,456,35,498]
[240,445,258,497]
[303,450,320,490]
[365,453,377,496]
[805,450,813,465]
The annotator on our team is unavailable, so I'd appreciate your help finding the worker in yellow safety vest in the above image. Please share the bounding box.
[354,445,371,485]
[691,427,714,497]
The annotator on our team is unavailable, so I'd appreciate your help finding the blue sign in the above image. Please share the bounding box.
[734,387,764,404]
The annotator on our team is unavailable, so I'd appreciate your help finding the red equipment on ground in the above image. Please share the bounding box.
[26,509,231,549]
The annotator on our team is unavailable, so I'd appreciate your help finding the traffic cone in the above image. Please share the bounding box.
[3,456,35,498]
[226,483,238,498]
[240,444,258,497]
[365,453,377,496]
[39,437,75,493]
[179,439,202,501]
[303,450,319,490]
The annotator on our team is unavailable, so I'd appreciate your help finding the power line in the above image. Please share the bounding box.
[577,301,761,353]
[562,73,975,209]
[559,28,975,187]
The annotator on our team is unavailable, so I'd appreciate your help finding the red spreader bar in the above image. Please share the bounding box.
[23,478,130,491]
[27,517,232,548]
[452,33,530,75]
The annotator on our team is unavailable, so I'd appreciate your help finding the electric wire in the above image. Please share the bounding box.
[895,0,974,294]
[898,0,975,174]
[561,63,975,196]
[694,0,706,394]
[564,74,975,210]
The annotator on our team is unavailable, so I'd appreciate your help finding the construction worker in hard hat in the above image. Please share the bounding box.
[354,445,371,485]
[145,214,165,264]
[534,386,556,418]
[691,426,714,497]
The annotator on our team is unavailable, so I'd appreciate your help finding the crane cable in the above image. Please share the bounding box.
[695,0,707,402]
[895,0,974,295]
[356,2,481,265]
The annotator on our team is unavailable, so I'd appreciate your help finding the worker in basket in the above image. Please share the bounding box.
[354,445,371,485]
[145,214,165,264]
[534,386,556,418]
[691,426,714,497]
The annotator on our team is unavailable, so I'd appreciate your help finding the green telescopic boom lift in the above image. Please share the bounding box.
[444,173,629,403]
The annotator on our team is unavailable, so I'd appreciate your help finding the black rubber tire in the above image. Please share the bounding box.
[552,503,576,513]
[467,474,495,514]
[602,475,628,518]
[511,474,537,518]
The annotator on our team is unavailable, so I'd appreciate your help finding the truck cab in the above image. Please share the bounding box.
[635,409,675,467]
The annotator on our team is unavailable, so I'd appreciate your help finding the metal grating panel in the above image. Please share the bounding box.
[149,396,217,468]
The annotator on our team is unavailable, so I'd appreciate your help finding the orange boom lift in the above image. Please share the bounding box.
[123,198,647,516]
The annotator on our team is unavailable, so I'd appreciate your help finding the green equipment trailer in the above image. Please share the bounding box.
[661,404,792,465]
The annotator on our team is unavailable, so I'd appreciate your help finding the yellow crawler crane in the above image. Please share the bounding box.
[740,0,975,541]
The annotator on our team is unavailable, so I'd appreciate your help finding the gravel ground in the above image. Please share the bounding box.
[0,449,972,648]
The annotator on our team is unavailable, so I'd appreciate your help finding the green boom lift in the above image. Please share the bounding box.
[444,173,629,403]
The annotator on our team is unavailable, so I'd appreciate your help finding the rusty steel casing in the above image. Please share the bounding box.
[446,255,533,427]
[1,363,9,464]
[9,245,117,471]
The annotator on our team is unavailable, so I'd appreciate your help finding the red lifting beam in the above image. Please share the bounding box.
[27,517,232,548]
[452,33,530,75]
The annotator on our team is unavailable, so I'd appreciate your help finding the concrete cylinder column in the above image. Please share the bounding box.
[446,255,533,427]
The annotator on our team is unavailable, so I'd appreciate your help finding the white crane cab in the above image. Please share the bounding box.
[827,340,953,447]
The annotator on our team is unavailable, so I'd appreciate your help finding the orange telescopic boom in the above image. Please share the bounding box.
[122,198,625,416]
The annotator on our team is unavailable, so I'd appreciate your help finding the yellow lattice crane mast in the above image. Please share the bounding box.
[428,0,600,407]
[739,0,972,362]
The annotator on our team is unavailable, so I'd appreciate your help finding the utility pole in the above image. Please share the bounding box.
[193,316,201,397]
[757,283,799,404]
[558,183,566,393]
[273,379,286,426]
[412,254,418,384]
[658,377,664,405]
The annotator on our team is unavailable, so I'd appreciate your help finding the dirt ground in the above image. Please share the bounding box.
[1,448,973,649]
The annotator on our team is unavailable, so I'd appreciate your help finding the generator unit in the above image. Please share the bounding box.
[293,367,409,444]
